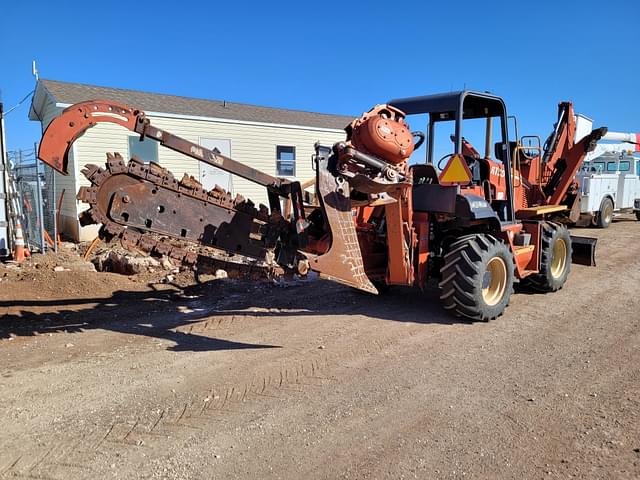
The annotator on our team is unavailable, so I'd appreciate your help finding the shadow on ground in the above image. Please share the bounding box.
[0,277,469,349]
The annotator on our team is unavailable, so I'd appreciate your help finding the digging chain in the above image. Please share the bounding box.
[77,153,284,280]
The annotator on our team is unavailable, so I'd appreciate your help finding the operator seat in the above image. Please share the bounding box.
[411,163,439,185]
[411,163,458,214]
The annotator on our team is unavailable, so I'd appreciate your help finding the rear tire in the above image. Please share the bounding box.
[439,234,514,321]
[522,222,572,292]
[595,197,614,228]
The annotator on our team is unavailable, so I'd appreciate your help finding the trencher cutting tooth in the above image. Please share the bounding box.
[78,152,282,280]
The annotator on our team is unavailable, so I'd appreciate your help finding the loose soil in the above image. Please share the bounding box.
[1,218,639,479]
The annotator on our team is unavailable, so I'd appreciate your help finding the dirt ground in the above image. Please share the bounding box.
[1,218,639,480]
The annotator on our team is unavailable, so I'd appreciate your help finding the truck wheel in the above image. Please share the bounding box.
[523,222,572,292]
[635,211,640,221]
[439,234,514,321]
[595,197,614,228]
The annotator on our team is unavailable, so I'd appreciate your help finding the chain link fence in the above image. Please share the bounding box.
[7,145,57,254]
[42,162,58,249]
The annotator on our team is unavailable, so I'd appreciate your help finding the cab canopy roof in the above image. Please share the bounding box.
[389,90,507,121]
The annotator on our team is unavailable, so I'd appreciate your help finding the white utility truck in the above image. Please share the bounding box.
[575,129,640,227]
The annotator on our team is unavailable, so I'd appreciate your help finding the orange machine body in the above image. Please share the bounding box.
[347,105,415,165]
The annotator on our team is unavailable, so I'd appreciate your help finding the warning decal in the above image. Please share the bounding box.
[439,154,472,186]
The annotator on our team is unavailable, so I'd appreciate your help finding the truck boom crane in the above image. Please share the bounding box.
[584,130,640,162]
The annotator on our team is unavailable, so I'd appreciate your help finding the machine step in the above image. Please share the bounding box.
[515,205,567,219]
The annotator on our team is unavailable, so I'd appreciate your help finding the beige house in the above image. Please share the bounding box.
[29,79,351,241]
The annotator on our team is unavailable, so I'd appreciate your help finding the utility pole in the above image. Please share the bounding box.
[0,102,10,257]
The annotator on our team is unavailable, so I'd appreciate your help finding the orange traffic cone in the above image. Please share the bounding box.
[12,220,31,263]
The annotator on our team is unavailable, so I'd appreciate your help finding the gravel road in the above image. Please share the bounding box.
[1,219,639,479]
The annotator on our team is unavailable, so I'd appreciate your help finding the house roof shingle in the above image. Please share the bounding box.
[38,79,354,130]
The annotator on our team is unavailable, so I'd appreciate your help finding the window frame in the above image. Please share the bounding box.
[276,145,296,177]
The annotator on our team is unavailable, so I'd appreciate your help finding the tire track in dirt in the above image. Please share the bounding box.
[4,221,639,479]
[0,325,402,479]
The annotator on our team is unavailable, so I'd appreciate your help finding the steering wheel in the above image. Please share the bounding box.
[436,153,478,171]
[412,131,426,150]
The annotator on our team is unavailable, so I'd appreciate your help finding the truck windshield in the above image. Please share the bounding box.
[607,161,630,172]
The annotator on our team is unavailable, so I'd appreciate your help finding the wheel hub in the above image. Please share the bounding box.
[482,257,507,306]
[550,238,568,279]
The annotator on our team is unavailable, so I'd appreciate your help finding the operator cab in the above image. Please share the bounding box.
[390,90,515,223]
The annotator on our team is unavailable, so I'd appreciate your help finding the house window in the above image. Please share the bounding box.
[128,136,159,163]
[276,146,296,176]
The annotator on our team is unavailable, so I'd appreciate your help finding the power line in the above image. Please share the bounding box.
[4,90,35,116]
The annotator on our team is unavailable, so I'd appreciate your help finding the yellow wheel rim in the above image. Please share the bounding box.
[482,257,507,306]
[602,202,613,224]
[550,238,568,279]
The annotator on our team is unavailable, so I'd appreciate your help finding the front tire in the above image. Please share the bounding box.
[635,211,640,221]
[439,234,514,321]
[595,197,614,228]
[522,222,571,292]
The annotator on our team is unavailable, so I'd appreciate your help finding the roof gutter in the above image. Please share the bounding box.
[55,102,347,134]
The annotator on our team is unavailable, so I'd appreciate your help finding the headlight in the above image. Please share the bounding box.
[470,199,490,210]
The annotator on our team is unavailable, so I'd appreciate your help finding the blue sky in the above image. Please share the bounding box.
[1,0,638,154]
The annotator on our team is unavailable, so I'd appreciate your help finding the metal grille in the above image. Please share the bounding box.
[7,145,57,253]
